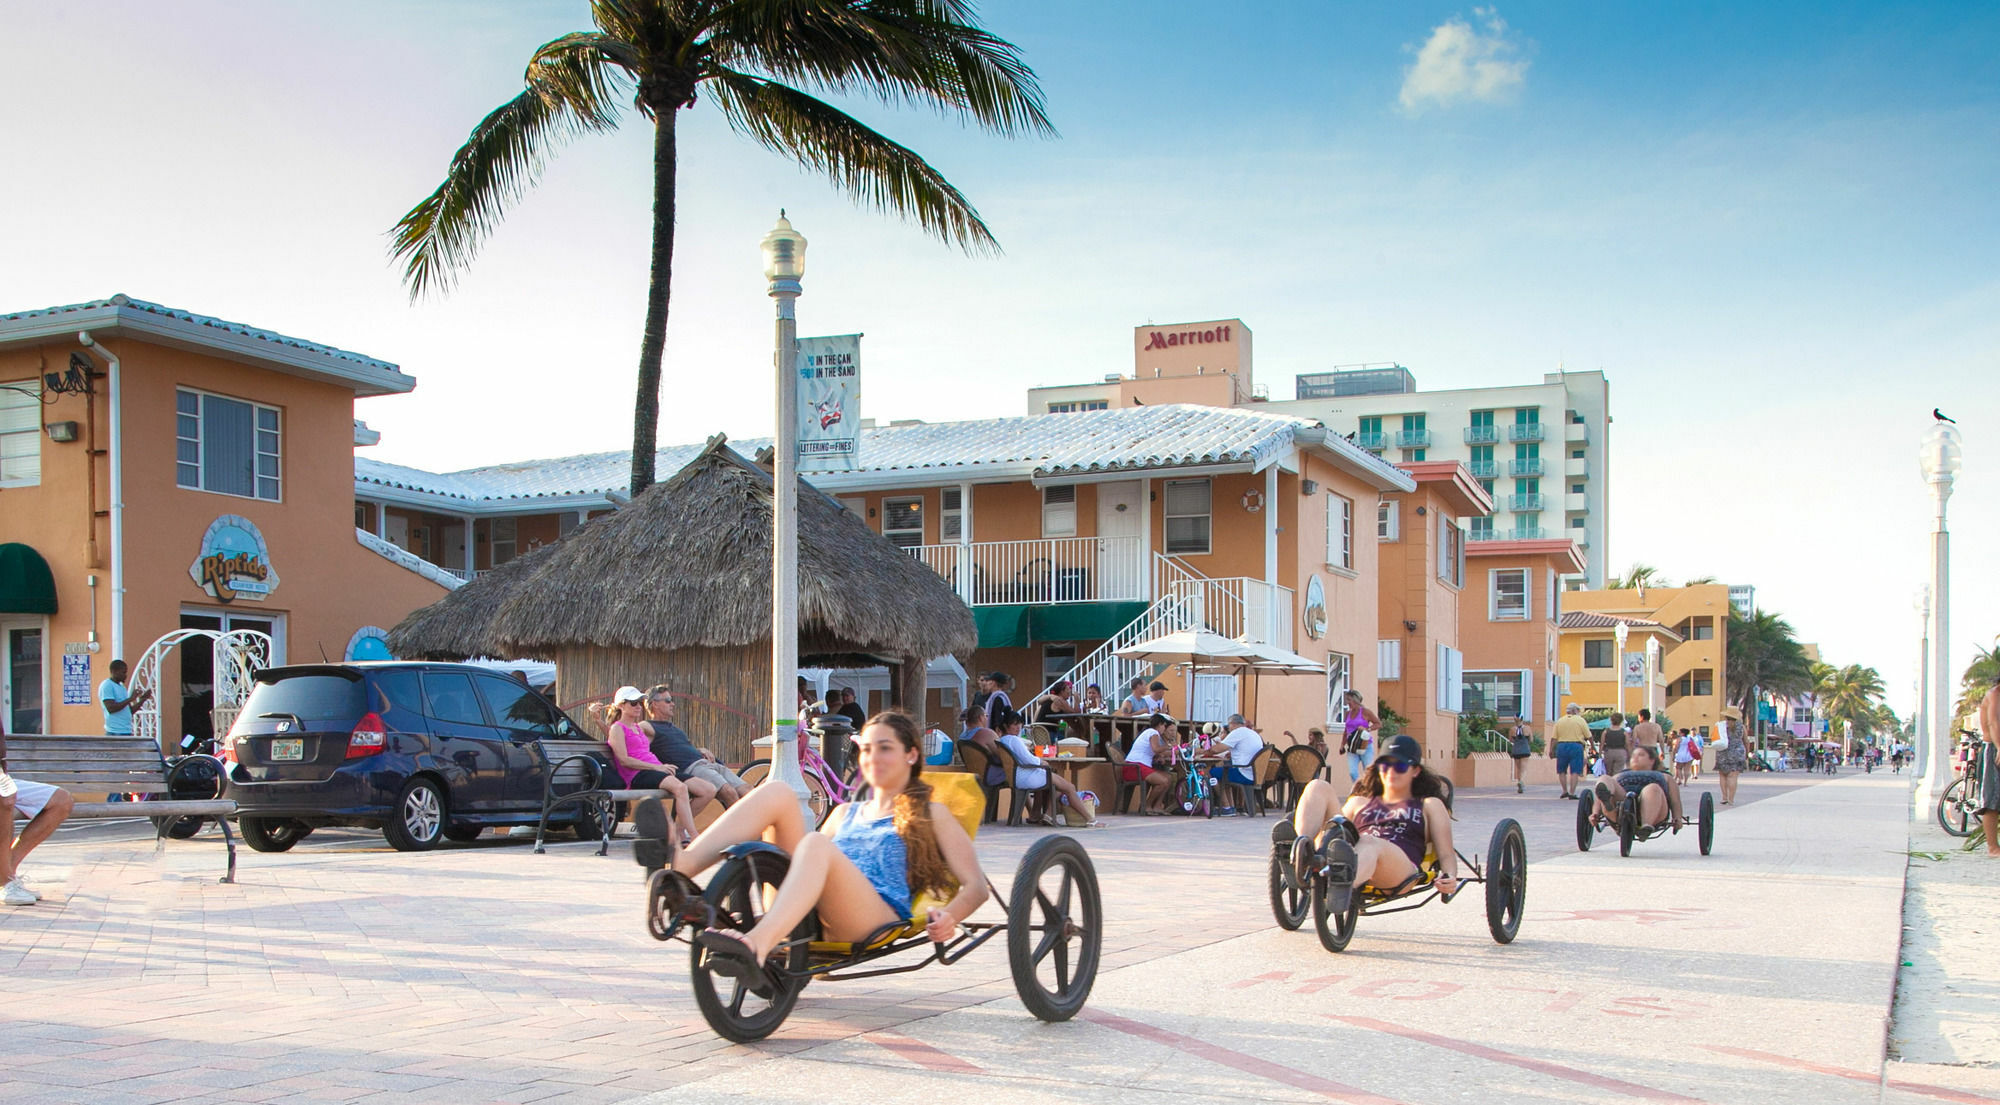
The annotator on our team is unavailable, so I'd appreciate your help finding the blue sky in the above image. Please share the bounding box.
[3,1,1995,716]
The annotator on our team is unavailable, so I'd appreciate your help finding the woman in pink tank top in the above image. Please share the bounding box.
[603,687,697,845]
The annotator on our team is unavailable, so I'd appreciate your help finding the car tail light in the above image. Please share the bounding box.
[220,733,238,765]
[346,713,388,759]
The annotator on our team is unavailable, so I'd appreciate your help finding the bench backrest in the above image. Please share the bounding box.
[5,735,170,793]
[540,739,615,793]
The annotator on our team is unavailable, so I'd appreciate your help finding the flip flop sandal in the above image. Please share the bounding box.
[645,869,708,940]
[1288,834,1315,891]
[1320,838,1359,914]
[696,929,777,995]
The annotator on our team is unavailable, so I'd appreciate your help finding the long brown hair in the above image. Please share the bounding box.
[1350,760,1451,804]
[866,710,955,900]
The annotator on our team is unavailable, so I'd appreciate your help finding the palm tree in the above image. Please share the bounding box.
[1954,635,1998,726]
[1608,564,1669,590]
[1816,663,1888,742]
[392,0,1053,495]
[1724,609,1812,729]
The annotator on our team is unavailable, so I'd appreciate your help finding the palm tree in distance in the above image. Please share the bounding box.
[1608,564,1668,590]
[1815,662,1889,744]
[1953,636,1998,727]
[1724,609,1813,732]
[391,0,1054,495]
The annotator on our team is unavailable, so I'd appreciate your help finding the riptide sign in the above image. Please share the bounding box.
[796,334,861,473]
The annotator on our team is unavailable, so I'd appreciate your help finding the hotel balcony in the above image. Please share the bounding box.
[1507,458,1544,478]
[1508,423,1545,443]
[908,536,1147,606]
[1564,455,1589,477]
[1507,526,1548,540]
[1565,422,1590,444]
[1354,431,1389,450]
[1508,493,1546,512]
[1463,425,1501,445]
[1565,492,1589,512]
[1393,428,1432,449]
[1468,527,1502,542]
[1467,459,1498,479]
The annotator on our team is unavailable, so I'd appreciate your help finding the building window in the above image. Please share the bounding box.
[941,487,963,541]
[1043,644,1076,686]
[1437,517,1463,587]
[1671,669,1716,698]
[1470,409,1494,429]
[1570,483,1585,494]
[1377,500,1399,542]
[1082,400,1108,411]
[883,496,926,547]
[0,381,41,486]
[1490,569,1528,621]
[1327,493,1352,568]
[1569,409,1584,424]
[1378,639,1402,681]
[1571,448,1585,459]
[1325,652,1352,728]
[1584,639,1614,668]
[1469,516,1493,541]
[1163,479,1211,555]
[1400,448,1426,462]
[1046,402,1074,413]
[1570,517,1586,529]
[1435,645,1464,712]
[1515,406,1540,426]
[1792,706,1812,724]
[176,387,281,501]
[1463,669,1524,719]
[490,518,518,565]
[1041,486,1076,539]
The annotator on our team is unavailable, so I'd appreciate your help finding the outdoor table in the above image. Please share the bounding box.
[1039,713,1096,747]
[1044,754,1107,784]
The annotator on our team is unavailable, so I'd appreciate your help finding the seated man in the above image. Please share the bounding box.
[0,730,76,906]
[1281,735,1459,912]
[1207,714,1264,813]
[1591,745,1686,833]
[641,687,729,810]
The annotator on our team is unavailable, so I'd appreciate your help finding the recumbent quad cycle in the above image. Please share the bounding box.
[1268,794,1527,954]
[1575,782,1714,857]
[644,771,1103,1042]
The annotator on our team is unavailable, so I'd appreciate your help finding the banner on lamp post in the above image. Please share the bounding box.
[796,334,861,473]
[1621,652,1647,688]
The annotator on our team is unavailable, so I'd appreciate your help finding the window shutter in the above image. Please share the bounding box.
[1042,485,1077,538]
[1378,639,1402,681]
[1518,668,1533,721]
[1436,645,1449,711]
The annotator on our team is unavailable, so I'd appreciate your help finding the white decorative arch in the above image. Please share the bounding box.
[130,629,273,751]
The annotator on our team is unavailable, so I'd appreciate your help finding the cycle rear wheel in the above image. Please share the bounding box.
[1937,778,1974,838]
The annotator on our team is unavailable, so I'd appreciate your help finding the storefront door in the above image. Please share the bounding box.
[2,617,44,735]
[1095,480,1143,601]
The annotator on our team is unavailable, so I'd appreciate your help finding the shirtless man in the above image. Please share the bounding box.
[1591,745,1686,833]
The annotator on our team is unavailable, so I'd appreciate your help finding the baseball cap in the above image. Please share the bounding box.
[1378,735,1423,765]
[1149,681,1167,692]
[613,685,646,704]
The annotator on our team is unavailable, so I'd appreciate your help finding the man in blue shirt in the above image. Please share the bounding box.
[99,660,151,738]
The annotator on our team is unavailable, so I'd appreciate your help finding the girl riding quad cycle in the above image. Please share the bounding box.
[1270,734,1525,953]
[638,710,1102,1041]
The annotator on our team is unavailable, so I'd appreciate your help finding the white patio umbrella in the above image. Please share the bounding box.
[1116,630,1260,718]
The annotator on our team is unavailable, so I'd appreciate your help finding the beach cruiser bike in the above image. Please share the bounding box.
[1937,731,1989,838]
[642,770,1104,1042]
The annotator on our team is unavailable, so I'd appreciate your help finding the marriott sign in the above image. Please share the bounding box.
[1141,324,1234,351]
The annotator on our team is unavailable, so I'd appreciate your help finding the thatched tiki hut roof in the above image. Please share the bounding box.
[387,436,975,761]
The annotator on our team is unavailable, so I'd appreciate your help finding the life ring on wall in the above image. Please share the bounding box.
[1241,489,1264,513]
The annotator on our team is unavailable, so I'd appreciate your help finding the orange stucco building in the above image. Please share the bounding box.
[1373,461,1492,771]
[1460,537,1589,738]
[0,297,453,738]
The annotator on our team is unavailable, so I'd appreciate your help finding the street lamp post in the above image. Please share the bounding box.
[761,212,812,816]
[1916,423,1962,813]
[1614,621,1630,720]
[1913,587,1930,778]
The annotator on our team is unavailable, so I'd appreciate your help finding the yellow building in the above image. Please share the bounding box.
[1558,584,1732,730]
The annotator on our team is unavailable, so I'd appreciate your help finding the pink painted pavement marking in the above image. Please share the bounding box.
[1713,1046,2000,1104]
[1084,1010,1408,1105]
[868,1032,983,1075]
[1327,1015,1705,1103]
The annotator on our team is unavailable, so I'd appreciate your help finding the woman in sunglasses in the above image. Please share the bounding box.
[1281,734,1459,912]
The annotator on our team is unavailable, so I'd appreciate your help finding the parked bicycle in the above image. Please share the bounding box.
[1937,731,1988,838]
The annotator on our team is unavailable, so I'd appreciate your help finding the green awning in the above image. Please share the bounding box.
[974,605,1031,649]
[1029,602,1150,643]
[0,543,56,615]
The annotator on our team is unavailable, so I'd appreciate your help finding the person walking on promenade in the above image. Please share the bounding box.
[1601,713,1630,780]
[1508,720,1533,793]
[1340,690,1379,782]
[1712,717,1748,805]
[1977,679,1999,857]
[1551,704,1590,799]
[1671,729,1698,785]
[1623,709,1660,777]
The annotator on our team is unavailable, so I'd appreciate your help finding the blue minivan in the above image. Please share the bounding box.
[223,662,599,852]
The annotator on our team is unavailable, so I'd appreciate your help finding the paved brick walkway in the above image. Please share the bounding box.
[2,771,1990,1104]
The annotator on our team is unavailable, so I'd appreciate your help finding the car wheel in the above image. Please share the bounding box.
[241,817,313,853]
[384,778,448,851]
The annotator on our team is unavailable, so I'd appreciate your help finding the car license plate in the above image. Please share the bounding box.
[271,738,304,762]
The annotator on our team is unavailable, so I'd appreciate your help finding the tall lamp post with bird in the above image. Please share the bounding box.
[1916,411,1962,813]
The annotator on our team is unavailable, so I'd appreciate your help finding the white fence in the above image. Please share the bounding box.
[907,536,1144,606]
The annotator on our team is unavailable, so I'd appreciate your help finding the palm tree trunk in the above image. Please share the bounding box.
[629,108,680,496]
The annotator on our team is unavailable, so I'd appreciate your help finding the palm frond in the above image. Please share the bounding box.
[702,0,1054,137]
[390,33,633,297]
[706,68,997,251]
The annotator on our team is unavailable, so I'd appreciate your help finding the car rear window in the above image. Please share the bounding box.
[241,674,366,725]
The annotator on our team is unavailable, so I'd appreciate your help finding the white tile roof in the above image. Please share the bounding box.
[355,404,1413,506]
[0,295,400,372]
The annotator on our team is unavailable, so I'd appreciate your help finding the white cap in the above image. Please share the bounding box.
[613,685,645,704]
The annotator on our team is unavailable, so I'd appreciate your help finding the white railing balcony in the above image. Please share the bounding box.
[1168,575,1295,650]
[1463,425,1501,445]
[1565,421,1589,444]
[1508,457,1544,478]
[1508,422,1546,443]
[1564,455,1589,478]
[1393,428,1432,449]
[1565,492,1589,513]
[907,536,1146,606]
[1507,493,1546,512]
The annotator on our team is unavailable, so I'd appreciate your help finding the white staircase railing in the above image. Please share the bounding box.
[1030,570,1202,711]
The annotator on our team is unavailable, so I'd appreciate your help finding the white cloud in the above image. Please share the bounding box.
[1399,7,1530,113]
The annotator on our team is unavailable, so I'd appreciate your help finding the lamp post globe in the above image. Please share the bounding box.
[1916,422,1961,813]
[764,211,812,818]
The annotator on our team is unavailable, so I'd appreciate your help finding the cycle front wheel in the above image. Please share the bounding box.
[1937,778,1975,838]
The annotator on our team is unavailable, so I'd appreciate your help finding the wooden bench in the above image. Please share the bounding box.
[5,734,240,883]
[532,739,676,857]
